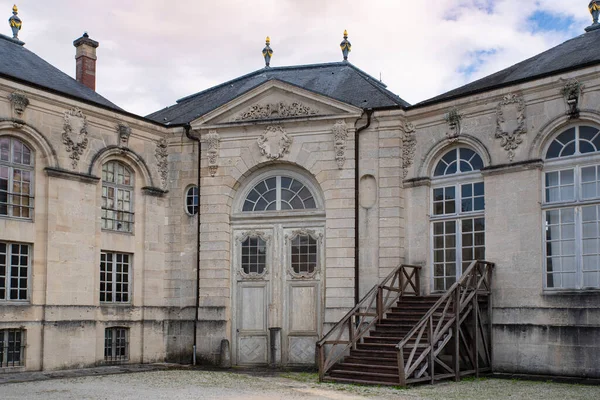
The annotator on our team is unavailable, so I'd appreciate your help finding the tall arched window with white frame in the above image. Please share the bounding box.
[543,125,600,290]
[0,136,34,219]
[431,147,485,292]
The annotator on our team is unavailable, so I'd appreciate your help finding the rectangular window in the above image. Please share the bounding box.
[0,166,34,219]
[0,329,25,367]
[433,186,456,216]
[100,252,130,303]
[545,169,575,203]
[104,327,128,362]
[0,242,30,301]
[433,221,457,291]
[102,186,134,232]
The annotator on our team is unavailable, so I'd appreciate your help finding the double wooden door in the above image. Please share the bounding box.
[233,224,323,366]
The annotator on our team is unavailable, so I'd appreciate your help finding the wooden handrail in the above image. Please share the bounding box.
[317,264,422,381]
[396,260,495,386]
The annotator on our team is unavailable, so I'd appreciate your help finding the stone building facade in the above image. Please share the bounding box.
[1,4,600,379]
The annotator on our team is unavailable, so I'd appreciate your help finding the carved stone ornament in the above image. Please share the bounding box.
[444,108,463,142]
[561,80,583,120]
[155,138,168,189]
[332,120,348,169]
[236,230,271,279]
[284,229,323,279]
[62,108,89,169]
[257,125,292,160]
[234,102,319,121]
[8,91,29,116]
[402,122,417,179]
[495,93,527,162]
[116,122,132,148]
[206,130,220,177]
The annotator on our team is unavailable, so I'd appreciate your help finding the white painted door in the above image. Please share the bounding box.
[233,225,323,366]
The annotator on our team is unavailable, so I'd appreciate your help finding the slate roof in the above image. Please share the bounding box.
[416,28,600,107]
[0,34,122,111]
[146,62,410,125]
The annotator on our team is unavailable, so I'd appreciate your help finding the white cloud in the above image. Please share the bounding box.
[0,0,593,115]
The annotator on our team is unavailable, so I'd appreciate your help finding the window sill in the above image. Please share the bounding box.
[543,289,600,296]
[101,229,134,236]
[0,301,31,306]
[0,215,34,223]
[0,366,25,373]
[100,302,133,307]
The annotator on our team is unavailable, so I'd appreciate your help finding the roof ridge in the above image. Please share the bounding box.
[173,62,351,105]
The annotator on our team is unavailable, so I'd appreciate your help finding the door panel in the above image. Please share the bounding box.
[237,282,269,365]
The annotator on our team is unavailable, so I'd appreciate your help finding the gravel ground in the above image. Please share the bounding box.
[2,370,600,400]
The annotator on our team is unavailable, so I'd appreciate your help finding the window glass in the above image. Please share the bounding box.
[291,235,318,275]
[186,186,199,215]
[104,327,129,362]
[0,137,34,219]
[100,251,130,303]
[102,161,134,232]
[0,329,24,367]
[243,176,317,212]
[0,242,29,301]
[434,147,484,177]
[241,237,266,275]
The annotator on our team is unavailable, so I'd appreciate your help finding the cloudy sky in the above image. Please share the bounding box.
[1,0,592,116]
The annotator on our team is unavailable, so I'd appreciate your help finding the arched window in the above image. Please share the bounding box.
[433,147,483,177]
[431,147,485,291]
[543,125,600,290]
[102,161,134,232]
[0,137,34,219]
[185,186,199,215]
[242,176,317,212]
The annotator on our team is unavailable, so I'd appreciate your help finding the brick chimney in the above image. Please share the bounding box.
[73,32,99,91]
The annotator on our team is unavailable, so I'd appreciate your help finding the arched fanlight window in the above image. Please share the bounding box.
[242,176,317,212]
[546,126,600,159]
[434,147,484,177]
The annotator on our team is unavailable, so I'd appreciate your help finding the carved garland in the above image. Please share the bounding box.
[206,130,220,177]
[8,91,29,116]
[402,121,417,179]
[332,120,348,169]
[155,138,168,189]
[62,108,89,169]
[284,229,323,279]
[236,230,272,280]
[234,102,319,121]
[495,93,527,162]
[257,125,293,160]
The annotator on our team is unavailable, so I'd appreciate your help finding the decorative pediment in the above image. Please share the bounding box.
[190,80,363,128]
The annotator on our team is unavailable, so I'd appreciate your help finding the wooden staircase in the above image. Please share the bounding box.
[317,261,494,387]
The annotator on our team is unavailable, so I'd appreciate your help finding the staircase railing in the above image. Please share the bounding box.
[396,260,494,385]
[316,264,422,381]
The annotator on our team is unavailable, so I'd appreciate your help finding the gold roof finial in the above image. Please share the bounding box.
[266,36,270,44]
[13,4,18,13]
[340,29,351,61]
[343,29,348,38]
[263,36,273,67]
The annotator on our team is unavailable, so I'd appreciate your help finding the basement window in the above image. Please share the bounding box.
[0,329,25,368]
[104,327,129,363]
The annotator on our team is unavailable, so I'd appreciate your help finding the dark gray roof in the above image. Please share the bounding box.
[416,28,600,107]
[0,34,122,111]
[147,62,410,125]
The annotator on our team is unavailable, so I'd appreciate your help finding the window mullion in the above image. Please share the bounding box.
[276,176,281,211]
[456,217,463,281]
[576,206,583,290]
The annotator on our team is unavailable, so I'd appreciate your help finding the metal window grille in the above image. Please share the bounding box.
[0,137,34,219]
[0,242,30,301]
[104,327,128,362]
[100,252,130,303]
[0,329,25,368]
[102,161,134,232]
